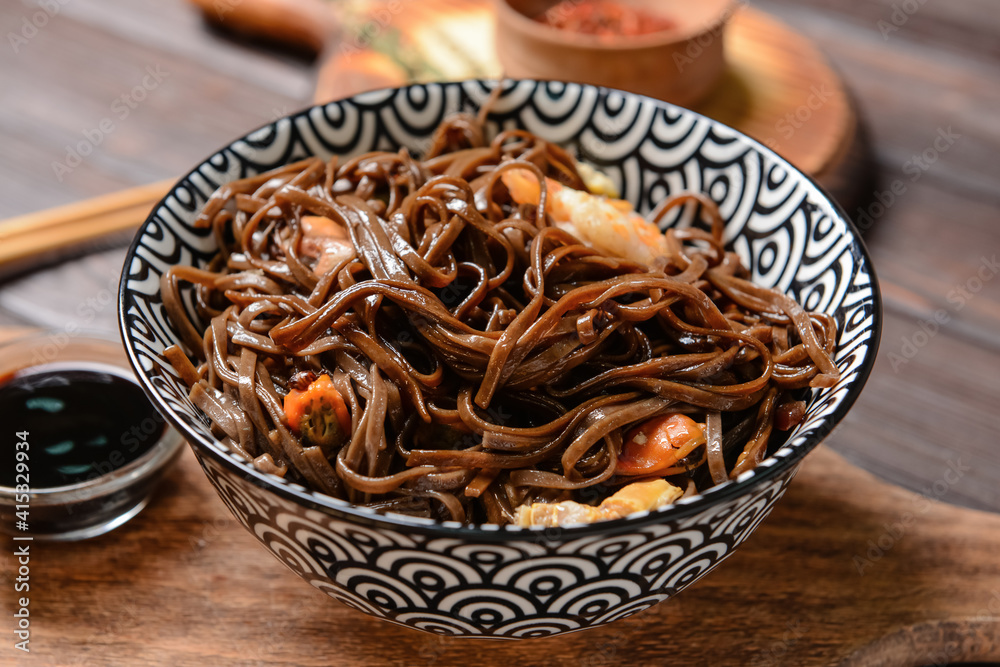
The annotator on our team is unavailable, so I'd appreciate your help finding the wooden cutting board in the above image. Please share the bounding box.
[3,321,998,666]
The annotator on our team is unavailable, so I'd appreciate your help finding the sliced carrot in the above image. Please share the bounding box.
[618,413,706,476]
[283,374,351,437]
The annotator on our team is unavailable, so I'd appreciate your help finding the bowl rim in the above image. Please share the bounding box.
[495,0,739,51]
[118,78,882,542]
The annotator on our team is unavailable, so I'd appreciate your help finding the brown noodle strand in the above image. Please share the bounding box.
[161,109,839,525]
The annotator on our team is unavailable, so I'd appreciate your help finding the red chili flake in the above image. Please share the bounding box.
[537,0,676,37]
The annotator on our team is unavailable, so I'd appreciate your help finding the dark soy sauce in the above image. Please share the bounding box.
[0,364,165,489]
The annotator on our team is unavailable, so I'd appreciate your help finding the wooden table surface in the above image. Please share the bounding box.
[0,0,998,664]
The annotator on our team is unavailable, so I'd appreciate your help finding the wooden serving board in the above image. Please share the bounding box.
[2,319,997,666]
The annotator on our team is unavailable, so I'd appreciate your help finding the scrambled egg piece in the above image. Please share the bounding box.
[515,479,683,527]
[578,162,621,199]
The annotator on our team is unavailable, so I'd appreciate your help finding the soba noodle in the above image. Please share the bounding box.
[161,108,839,525]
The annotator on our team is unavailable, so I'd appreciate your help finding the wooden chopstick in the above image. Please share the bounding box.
[0,179,174,279]
[0,326,36,346]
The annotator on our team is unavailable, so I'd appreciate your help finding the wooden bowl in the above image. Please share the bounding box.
[496,0,737,106]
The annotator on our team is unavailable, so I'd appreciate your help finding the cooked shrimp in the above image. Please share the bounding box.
[501,168,669,265]
[514,478,682,527]
[618,413,706,476]
[298,215,354,276]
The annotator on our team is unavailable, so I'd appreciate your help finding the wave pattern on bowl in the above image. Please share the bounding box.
[120,80,879,637]
[200,452,791,638]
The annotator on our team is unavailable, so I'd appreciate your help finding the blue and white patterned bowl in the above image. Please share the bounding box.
[119,80,881,639]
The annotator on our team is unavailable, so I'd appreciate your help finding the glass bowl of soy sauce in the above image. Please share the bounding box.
[0,330,184,540]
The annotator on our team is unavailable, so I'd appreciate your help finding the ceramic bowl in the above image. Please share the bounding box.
[119,79,880,638]
[495,0,737,106]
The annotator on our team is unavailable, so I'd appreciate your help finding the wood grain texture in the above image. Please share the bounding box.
[757,0,1000,65]
[755,0,1000,203]
[751,0,1000,515]
[1,445,998,667]
[0,0,310,219]
[0,0,999,663]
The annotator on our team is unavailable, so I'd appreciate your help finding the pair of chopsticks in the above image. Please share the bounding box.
[0,180,173,280]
